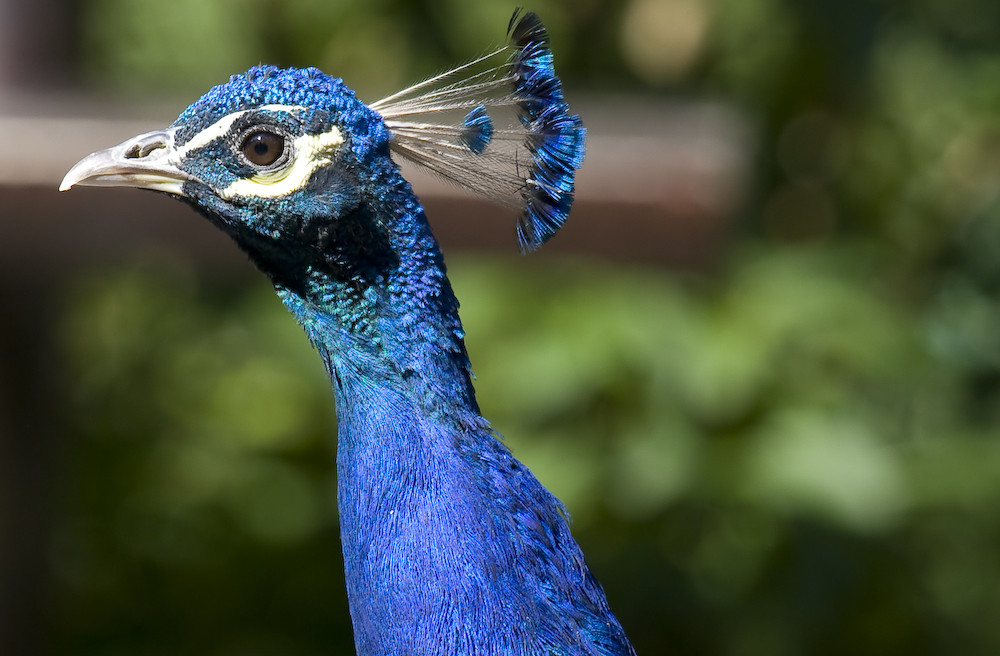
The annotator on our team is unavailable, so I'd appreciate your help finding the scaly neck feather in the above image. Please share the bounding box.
[270,169,630,654]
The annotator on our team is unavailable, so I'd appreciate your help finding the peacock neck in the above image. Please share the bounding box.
[264,164,614,652]
[277,270,482,428]
[269,192,633,655]
[274,194,512,653]
[270,161,481,425]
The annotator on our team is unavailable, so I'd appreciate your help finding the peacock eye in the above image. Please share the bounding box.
[240,130,287,168]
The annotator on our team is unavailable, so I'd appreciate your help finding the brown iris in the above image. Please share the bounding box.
[241,131,286,167]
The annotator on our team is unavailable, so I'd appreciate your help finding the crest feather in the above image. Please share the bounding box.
[370,11,585,252]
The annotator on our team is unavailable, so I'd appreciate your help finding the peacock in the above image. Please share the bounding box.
[61,11,635,655]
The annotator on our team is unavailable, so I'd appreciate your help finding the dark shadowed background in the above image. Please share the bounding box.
[4,0,1000,654]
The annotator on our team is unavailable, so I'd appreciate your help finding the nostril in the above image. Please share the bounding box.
[125,142,164,159]
[124,132,171,159]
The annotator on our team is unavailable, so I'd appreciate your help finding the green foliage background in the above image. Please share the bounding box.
[49,0,1000,654]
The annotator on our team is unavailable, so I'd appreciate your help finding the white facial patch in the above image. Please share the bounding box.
[219,125,345,201]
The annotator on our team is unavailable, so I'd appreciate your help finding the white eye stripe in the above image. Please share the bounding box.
[172,104,307,162]
[174,112,246,157]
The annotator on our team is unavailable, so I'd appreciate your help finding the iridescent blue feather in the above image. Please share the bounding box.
[461,105,493,154]
[372,10,585,252]
[508,11,586,251]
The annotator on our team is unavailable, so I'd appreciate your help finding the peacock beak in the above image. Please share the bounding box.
[60,128,193,195]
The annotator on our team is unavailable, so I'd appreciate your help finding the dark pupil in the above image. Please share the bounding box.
[242,131,285,167]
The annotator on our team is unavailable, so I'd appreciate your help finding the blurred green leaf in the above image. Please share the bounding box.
[50,0,1000,653]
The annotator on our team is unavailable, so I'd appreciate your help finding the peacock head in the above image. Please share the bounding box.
[62,11,585,268]
[61,67,403,281]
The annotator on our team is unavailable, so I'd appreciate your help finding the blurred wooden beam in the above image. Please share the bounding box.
[2,95,753,268]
